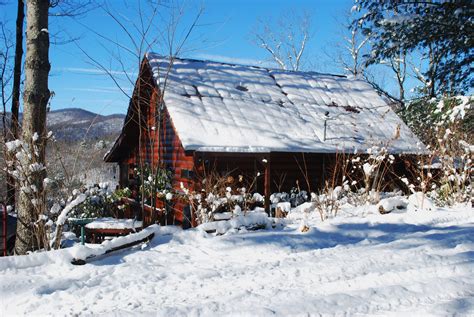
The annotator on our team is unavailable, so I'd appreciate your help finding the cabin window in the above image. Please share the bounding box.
[181,169,194,179]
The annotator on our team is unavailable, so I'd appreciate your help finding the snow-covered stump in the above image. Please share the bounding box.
[377,197,408,214]
[275,202,291,218]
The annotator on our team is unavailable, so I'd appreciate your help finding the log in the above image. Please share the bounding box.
[71,232,154,265]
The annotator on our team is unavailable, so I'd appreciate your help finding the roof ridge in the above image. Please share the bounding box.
[146,52,347,78]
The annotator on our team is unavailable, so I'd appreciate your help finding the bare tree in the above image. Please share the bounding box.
[1,21,14,207]
[99,0,203,226]
[10,0,24,145]
[408,43,445,98]
[342,26,370,77]
[332,11,402,106]
[15,0,50,255]
[0,23,13,121]
[49,0,205,241]
[252,10,312,71]
[3,0,92,212]
[5,0,25,210]
[49,0,93,17]
[333,12,370,77]
[385,51,407,104]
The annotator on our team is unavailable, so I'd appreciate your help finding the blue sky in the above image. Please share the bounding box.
[2,0,359,115]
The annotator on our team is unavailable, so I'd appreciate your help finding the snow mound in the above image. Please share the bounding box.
[1,197,472,316]
[377,196,408,213]
[199,209,271,235]
[408,192,435,211]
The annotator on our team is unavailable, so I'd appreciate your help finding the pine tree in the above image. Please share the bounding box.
[355,0,473,96]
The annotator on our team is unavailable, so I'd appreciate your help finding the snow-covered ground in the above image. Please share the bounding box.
[1,202,473,316]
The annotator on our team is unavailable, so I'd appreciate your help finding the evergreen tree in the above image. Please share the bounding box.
[355,0,473,96]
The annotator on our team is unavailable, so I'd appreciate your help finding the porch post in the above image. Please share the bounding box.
[264,156,271,216]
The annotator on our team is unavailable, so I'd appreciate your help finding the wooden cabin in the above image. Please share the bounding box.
[104,53,423,227]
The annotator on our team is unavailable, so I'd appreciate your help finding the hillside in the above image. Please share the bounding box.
[46,108,125,141]
[0,108,125,192]
[2,108,125,142]
[45,108,124,187]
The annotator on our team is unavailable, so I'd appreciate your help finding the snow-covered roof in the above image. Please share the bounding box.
[147,53,424,154]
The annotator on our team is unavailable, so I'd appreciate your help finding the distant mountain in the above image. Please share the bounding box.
[46,108,125,142]
[4,108,125,142]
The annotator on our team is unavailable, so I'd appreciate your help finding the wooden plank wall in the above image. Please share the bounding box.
[194,152,329,194]
[270,153,327,193]
[151,89,195,225]
[119,83,195,226]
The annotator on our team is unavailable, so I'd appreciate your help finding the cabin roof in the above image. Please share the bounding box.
[147,53,424,154]
[105,54,425,162]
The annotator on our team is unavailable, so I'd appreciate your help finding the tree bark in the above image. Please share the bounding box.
[6,0,25,209]
[15,0,50,255]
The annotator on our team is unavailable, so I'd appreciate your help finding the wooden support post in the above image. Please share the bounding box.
[264,156,271,216]
[322,154,326,186]
[119,162,129,188]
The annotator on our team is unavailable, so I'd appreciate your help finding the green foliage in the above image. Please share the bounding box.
[111,187,131,201]
[399,97,473,145]
[69,184,114,219]
[134,165,173,202]
[399,99,437,144]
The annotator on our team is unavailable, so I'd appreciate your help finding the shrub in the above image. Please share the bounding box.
[183,169,264,224]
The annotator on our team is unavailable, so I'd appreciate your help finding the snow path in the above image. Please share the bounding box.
[1,206,473,316]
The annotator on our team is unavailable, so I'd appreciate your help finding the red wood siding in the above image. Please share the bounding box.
[116,65,195,226]
[150,88,194,225]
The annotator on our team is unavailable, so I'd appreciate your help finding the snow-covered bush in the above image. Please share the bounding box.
[131,164,178,224]
[184,170,264,225]
[270,188,308,207]
[51,182,132,249]
[67,183,115,219]
[311,187,344,221]
[399,97,472,207]
[311,152,351,220]
[428,130,472,206]
[348,146,396,204]
[287,148,400,220]
[400,96,472,145]
[133,164,173,204]
[4,135,54,250]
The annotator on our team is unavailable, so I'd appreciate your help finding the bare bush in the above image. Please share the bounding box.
[184,166,263,225]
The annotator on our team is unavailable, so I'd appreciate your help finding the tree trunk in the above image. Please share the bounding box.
[398,83,405,104]
[15,0,50,255]
[6,0,25,209]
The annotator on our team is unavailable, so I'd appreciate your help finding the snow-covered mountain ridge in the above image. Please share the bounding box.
[3,108,125,141]
[47,108,125,141]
